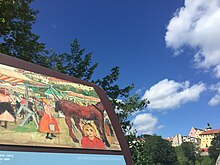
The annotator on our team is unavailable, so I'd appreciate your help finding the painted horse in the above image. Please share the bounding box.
[55,100,110,147]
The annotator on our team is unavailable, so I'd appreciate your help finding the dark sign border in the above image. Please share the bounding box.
[0,53,133,165]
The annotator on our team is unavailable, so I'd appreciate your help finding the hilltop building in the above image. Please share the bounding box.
[166,125,220,155]
[200,129,220,150]
[188,127,204,139]
[171,134,182,147]
[182,136,200,144]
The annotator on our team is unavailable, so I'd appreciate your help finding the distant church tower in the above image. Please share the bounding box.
[205,123,212,131]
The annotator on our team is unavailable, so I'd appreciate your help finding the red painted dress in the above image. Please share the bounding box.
[38,105,59,133]
[81,136,105,149]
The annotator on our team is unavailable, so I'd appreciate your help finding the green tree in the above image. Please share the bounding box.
[175,142,198,165]
[139,134,177,165]
[0,0,50,65]
[201,156,214,165]
[51,39,98,81]
[175,145,189,165]
[181,142,196,164]
[195,150,203,165]
[209,134,220,162]
[127,133,153,165]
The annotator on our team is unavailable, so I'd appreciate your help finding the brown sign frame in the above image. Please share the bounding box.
[0,53,133,165]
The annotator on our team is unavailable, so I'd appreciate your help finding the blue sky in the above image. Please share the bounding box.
[32,0,220,138]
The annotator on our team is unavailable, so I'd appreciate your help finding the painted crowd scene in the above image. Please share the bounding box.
[0,64,121,151]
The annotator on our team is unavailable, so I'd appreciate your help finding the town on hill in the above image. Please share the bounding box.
[166,123,220,156]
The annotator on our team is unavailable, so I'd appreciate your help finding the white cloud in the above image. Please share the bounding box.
[133,113,163,135]
[114,99,123,114]
[208,83,220,106]
[165,0,220,78]
[142,79,206,110]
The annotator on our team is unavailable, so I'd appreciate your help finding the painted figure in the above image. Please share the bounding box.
[81,123,105,149]
[0,93,14,102]
[55,100,110,147]
[20,96,26,105]
[38,99,59,139]
[105,118,114,137]
[0,89,16,128]
[0,102,16,128]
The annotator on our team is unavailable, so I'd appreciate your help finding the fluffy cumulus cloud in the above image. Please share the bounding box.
[142,79,206,110]
[133,113,163,135]
[165,0,220,78]
[208,83,220,106]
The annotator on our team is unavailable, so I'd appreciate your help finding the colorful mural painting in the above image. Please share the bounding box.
[0,64,121,151]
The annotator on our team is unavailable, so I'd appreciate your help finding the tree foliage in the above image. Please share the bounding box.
[146,135,177,165]
[181,142,196,163]
[200,156,214,165]
[50,39,98,81]
[126,133,152,165]
[175,142,200,165]
[131,134,177,165]
[209,134,220,162]
[0,0,48,63]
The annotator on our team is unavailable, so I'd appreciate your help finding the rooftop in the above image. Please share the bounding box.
[200,129,220,135]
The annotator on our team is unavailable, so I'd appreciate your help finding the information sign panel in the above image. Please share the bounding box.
[0,53,133,164]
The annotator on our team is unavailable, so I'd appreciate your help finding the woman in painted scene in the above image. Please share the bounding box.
[0,90,16,129]
[38,99,59,139]
[0,102,16,128]
[81,123,105,149]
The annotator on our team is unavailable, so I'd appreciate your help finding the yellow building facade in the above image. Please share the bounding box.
[199,129,220,149]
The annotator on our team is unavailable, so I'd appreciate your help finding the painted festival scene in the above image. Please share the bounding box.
[0,64,121,151]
